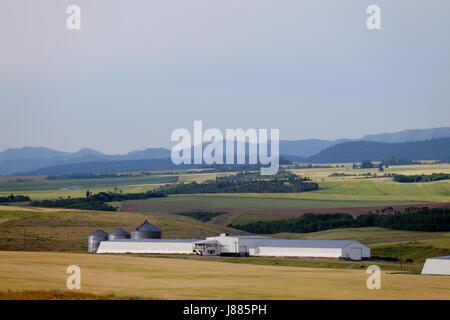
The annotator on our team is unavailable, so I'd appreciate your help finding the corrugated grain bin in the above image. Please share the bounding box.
[131,220,162,239]
[108,227,131,240]
[88,229,108,253]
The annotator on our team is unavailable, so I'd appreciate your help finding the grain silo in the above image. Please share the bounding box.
[108,227,131,240]
[131,220,162,239]
[88,229,108,253]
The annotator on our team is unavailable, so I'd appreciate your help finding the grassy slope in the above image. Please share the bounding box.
[0,206,245,252]
[1,251,449,300]
[271,227,450,245]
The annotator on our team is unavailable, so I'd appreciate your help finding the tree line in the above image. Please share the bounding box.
[215,170,300,182]
[29,177,319,211]
[30,198,117,211]
[393,173,450,183]
[229,207,450,233]
[0,194,31,203]
[29,189,167,211]
[154,177,319,194]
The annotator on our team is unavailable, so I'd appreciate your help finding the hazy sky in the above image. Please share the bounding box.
[1,0,449,154]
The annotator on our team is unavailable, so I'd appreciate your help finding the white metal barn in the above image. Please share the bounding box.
[421,256,450,275]
[96,239,200,254]
[94,234,369,260]
[204,234,370,260]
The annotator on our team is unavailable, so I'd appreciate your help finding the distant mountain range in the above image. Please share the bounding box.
[361,127,450,143]
[0,147,171,175]
[1,127,449,176]
[308,138,450,163]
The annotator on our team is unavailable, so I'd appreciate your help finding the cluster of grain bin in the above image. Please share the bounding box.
[87,220,161,253]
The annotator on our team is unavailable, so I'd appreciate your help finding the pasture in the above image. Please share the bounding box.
[1,251,449,299]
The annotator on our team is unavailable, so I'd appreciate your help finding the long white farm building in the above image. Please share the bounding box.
[421,256,450,275]
[91,222,370,260]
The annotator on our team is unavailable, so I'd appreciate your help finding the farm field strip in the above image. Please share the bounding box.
[0,175,178,192]
[1,251,449,300]
[289,163,450,180]
[121,195,448,219]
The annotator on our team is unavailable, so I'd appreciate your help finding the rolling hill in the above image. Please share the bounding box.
[362,127,450,143]
[308,138,450,163]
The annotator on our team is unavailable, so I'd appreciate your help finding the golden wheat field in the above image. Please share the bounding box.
[0,251,449,300]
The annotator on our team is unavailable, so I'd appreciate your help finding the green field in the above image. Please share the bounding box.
[188,179,450,202]
[290,162,450,181]
[123,194,415,212]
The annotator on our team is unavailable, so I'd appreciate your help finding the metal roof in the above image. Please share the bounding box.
[429,256,450,260]
[234,235,271,239]
[207,235,270,240]
[89,229,108,237]
[254,239,358,248]
[105,239,200,243]
[132,220,161,232]
[109,227,130,235]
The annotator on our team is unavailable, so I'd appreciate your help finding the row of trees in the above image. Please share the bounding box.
[229,207,450,233]
[352,158,423,171]
[87,190,166,202]
[0,194,31,203]
[178,211,227,222]
[155,178,319,194]
[30,198,117,211]
[393,173,450,183]
[30,189,167,210]
[215,170,301,182]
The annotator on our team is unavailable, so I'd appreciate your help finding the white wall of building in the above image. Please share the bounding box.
[342,243,371,260]
[251,246,343,258]
[421,256,450,275]
[97,239,198,254]
[95,234,370,260]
